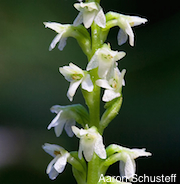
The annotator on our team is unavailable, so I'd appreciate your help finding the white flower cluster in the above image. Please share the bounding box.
[42,0,150,182]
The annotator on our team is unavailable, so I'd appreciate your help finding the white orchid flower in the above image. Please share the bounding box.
[117,145,151,180]
[96,68,126,102]
[72,126,107,162]
[117,14,147,46]
[60,63,93,101]
[42,143,70,180]
[86,45,126,78]
[73,2,106,28]
[48,105,76,137]
[44,22,72,51]
[107,144,151,180]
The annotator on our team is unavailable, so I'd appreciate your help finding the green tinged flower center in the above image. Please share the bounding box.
[72,74,83,80]
[85,133,96,141]
[101,53,113,62]
[109,78,118,89]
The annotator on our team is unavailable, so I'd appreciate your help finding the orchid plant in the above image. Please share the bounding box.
[42,0,151,184]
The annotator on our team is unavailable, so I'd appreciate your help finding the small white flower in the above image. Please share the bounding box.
[72,126,107,162]
[111,144,151,180]
[44,22,72,51]
[73,2,106,28]
[48,105,76,137]
[86,45,126,79]
[42,143,70,180]
[117,14,147,46]
[60,63,93,101]
[96,68,126,102]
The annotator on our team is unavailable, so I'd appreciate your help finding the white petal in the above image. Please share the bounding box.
[44,22,63,33]
[50,105,61,113]
[94,134,106,159]
[131,148,152,159]
[86,53,99,71]
[74,3,81,11]
[46,156,59,174]
[71,126,80,137]
[124,154,135,179]
[67,80,82,101]
[125,21,134,46]
[82,139,95,162]
[54,154,68,173]
[42,143,61,157]
[48,111,62,130]
[49,33,62,51]
[69,63,84,74]
[81,74,93,92]
[115,51,126,61]
[83,10,96,28]
[98,60,112,78]
[79,128,88,136]
[48,167,59,180]
[73,12,83,27]
[117,29,128,46]
[58,37,67,51]
[102,89,120,102]
[64,119,76,137]
[59,67,73,82]
[54,119,66,137]
[128,16,147,27]
[82,2,98,11]
[119,160,125,177]
[94,8,106,28]
[96,79,112,90]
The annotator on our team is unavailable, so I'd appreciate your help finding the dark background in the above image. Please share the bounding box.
[0,0,179,183]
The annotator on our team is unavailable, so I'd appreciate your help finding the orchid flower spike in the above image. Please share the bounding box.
[72,126,107,162]
[42,143,70,180]
[86,44,126,79]
[117,14,147,46]
[44,22,72,51]
[96,67,126,102]
[73,2,106,28]
[60,63,93,101]
[47,105,76,137]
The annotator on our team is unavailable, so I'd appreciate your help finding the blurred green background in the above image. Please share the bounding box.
[0,0,180,183]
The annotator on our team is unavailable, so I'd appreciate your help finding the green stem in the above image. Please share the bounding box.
[87,154,101,184]
[89,22,102,128]
[82,22,104,184]
[82,22,103,129]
